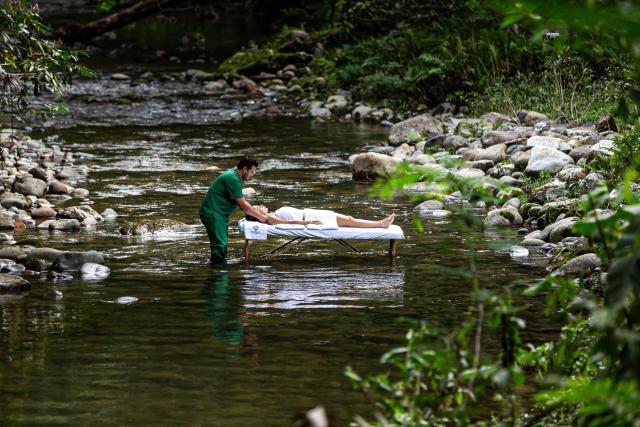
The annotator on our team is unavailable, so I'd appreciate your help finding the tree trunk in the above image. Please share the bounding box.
[57,0,182,43]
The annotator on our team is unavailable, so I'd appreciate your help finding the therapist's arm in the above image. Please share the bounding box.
[235,198,270,223]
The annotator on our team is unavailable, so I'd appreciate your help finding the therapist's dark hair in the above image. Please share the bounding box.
[237,156,259,170]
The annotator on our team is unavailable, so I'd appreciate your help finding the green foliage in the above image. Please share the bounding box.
[502,0,640,119]
[590,124,640,187]
[0,1,94,126]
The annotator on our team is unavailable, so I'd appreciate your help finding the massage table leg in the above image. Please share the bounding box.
[389,239,397,259]
[244,239,250,263]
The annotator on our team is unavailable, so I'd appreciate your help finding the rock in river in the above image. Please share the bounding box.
[13,177,47,198]
[51,251,105,272]
[352,153,399,181]
[0,273,31,294]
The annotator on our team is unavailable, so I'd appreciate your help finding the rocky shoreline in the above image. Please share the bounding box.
[349,110,621,279]
[0,129,112,294]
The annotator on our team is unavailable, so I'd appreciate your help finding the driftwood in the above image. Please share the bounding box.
[57,0,181,43]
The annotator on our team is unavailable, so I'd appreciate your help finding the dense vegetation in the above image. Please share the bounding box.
[219,0,633,124]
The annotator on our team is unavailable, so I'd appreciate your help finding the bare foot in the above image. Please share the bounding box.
[380,213,395,228]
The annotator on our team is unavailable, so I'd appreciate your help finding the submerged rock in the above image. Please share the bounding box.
[0,273,31,293]
[119,219,194,236]
[51,251,105,272]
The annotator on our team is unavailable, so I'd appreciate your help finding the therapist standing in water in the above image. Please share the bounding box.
[199,156,270,264]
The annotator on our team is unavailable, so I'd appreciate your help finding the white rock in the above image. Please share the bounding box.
[526,135,563,150]
[116,296,138,304]
[81,262,111,279]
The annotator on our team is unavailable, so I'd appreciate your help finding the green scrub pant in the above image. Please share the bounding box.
[200,212,229,263]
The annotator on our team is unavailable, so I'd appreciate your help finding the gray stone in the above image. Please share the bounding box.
[526,135,563,149]
[523,111,548,125]
[539,217,579,242]
[29,166,49,181]
[475,144,507,163]
[389,114,443,146]
[521,238,546,246]
[310,107,332,119]
[51,251,105,272]
[0,192,29,210]
[0,213,15,230]
[467,160,494,172]
[31,207,56,219]
[481,130,519,147]
[352,153,400,181]
[26,247,64,262]
[591,139,615,156]
[13,177,47,197]
[568,146,591,162]
[325,95,349,112]
[556,166,586,182]
[485,207,523,226]
[452,168,485,179]
[510,151,531,172]
[525,146,574,176]
[0,273,31,293]
[409,154,436,165]
[552,253,601,277]
[352,105,373,120]
[416,200,445,212]
[443,135,469,150]
[49,219,81,231]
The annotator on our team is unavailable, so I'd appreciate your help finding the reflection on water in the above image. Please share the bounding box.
[242,268,404,309]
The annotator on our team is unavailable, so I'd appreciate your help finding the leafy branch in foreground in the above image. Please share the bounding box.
[348,159,640,425]
[0,1,94,127]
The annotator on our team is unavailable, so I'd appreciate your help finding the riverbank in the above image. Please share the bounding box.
[347,109,624,281]
[0,129,113,292]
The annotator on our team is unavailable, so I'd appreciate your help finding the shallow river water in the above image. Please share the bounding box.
[0,117,554,425]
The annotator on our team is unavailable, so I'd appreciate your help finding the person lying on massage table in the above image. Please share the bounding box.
[245,206,396,228]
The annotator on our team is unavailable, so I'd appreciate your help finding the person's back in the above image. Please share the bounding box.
[200,169,243,218]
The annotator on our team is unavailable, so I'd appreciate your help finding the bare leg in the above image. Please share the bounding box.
[336,213,395,228]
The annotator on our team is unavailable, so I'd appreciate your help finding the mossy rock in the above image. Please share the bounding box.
[218,49,313,76]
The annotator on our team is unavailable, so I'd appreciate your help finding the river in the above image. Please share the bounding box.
[0,9,552,426]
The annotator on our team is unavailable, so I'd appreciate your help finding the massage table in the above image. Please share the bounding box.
[238,219,404,262]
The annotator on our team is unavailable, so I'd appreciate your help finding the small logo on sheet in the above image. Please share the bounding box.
[245,224,268,240]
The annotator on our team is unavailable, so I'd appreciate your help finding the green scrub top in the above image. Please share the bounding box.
[199,169,244,218]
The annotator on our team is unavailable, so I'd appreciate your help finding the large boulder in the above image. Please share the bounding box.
[51,251,105,272]
[0,273,31,293]
[389,114,443,146]
[352,153,400,181]
[552,253,601,277]
[13,177,47,198]
[525,146,574,176]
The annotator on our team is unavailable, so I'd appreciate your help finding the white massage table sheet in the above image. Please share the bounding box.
[238,219,404,240]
